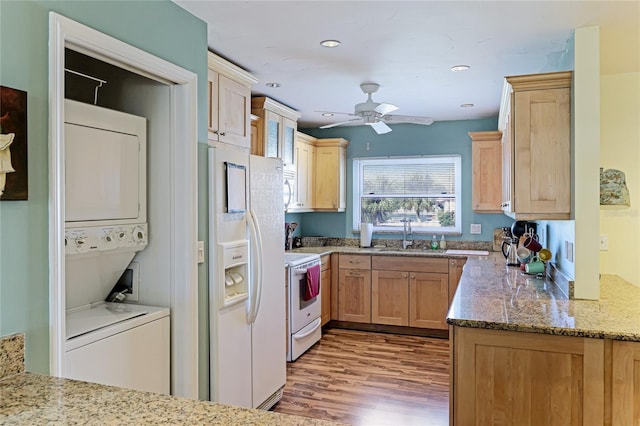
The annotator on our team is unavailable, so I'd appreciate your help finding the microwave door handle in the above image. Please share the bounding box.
[247,209,263,324]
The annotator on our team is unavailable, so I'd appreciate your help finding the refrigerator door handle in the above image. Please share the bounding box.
[247,209,263,324]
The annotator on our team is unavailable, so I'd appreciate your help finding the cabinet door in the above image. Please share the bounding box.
[513,87,570,215]
[612,340,640,425]
[315,147,339,210]
[409,272,449,329]
[448,258,466,306]
[501,98,514,213]
[452,327,604,426]
[338,269,371,323]
[218,75,251,148]
[371,270,409,326]
[207,69,220,142]
[264,110,281,158]
[470,132,502,212]
[294,141,313,209]
[282,117,296,171]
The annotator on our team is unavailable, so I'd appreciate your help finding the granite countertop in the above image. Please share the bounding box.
[0,335,339,426]
[447,253,640,341]
[0,372,339,425]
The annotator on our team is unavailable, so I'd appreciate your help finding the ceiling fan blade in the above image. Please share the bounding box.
[373,102,399,116]
[366,120,392,134]
[382,115,434,125]
[315,110,357,117]
[320,118,363,129]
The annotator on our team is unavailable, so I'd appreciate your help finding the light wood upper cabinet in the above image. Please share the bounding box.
[314,138,348,212]
[251,97,300,170]
[291,132,315,211]
[207,52,257,149]
[498,71,572,220]
[469,131,502,213]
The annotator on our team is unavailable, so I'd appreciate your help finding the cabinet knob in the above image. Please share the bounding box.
[220,132,226,136]
[411,274,416,279]
[402,273,407,278]
[212,130,219,135]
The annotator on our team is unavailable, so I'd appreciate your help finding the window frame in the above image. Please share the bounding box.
[352,155,462,234]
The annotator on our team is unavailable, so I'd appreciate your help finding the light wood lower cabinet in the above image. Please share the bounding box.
[451,326,605,426]
[448,258,466,306]
[338,255,371,323]
[612,340,640,425]
[409,272,449,329]
[371,270,409,326]
[320,254,331,326]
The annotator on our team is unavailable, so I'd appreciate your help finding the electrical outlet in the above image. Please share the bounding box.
[470,224,482,235]
[197,241,205,263]
[599,234,609,251]
[565,241,574,263]
[127,261,140,301]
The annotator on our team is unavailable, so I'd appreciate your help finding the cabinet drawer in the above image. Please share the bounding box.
[339,255,371,270]
[371,256,448,273]
[320,254,331,271]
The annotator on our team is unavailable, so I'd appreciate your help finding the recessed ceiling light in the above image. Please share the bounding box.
[451,65,471,72]
[320,39,341,48]
[265,82,280,88]
[321,113,334,117]
[460,103,474,108]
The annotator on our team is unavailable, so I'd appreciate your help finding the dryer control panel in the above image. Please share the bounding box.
[65,223,148,255]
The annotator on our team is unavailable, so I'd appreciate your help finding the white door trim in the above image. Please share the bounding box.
[48,12,199,399]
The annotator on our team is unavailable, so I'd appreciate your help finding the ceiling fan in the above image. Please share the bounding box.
[319,83,434,134]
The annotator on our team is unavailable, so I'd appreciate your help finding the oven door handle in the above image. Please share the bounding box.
[247,209,263,324]
[293,318,322,340]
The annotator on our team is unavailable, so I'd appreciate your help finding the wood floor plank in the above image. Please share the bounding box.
[272,328,449,425]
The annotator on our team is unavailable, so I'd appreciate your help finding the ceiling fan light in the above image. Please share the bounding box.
[451,65,471,72]
[265,82,280,88]
[320,39,341,48]
[321,112,334,117]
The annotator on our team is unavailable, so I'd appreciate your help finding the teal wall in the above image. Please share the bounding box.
[0,0,209,397]
[291,120,513,242]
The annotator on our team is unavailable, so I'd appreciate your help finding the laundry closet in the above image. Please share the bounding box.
[61,49,176,394]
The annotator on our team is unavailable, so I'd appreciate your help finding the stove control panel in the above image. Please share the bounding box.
[65,224,148,255]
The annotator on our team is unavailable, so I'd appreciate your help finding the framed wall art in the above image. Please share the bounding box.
[0,85,28,200]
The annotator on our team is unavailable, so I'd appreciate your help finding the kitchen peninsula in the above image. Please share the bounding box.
[0,335,338,426]
[447,253,640,426]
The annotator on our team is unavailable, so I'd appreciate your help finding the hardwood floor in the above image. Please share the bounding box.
[273,328,450,425]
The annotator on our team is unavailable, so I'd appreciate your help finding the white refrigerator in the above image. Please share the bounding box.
[208,144,286,410]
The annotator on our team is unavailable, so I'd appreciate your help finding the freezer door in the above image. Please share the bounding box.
[249,155,286,409]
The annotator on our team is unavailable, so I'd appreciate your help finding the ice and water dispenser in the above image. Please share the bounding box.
[218,240,249,308]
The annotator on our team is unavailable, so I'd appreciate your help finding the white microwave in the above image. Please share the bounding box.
[64,100,147,228]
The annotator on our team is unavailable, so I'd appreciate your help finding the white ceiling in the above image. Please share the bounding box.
[174,1,639,129]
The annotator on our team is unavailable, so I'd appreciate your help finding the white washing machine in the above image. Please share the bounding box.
[65,302,170,394]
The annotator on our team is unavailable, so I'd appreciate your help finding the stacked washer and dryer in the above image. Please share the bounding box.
[63,100,169,394]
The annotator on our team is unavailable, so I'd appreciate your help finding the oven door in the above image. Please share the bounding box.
[289,264,321,333]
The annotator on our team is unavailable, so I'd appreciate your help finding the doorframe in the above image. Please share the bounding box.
[48,12,199,399]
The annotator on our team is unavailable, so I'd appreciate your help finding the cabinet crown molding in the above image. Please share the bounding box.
[251,96,301,121]
[468,131,502,141]
[207,51,258,87]
[506,70,572,91]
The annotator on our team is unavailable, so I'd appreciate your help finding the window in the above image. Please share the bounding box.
[353,156,461,233]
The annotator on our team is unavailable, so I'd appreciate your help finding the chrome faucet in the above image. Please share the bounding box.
[402,219,413,249]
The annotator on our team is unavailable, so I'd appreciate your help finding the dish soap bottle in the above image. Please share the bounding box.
[431,235,439,250]
[440,235,447,250]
